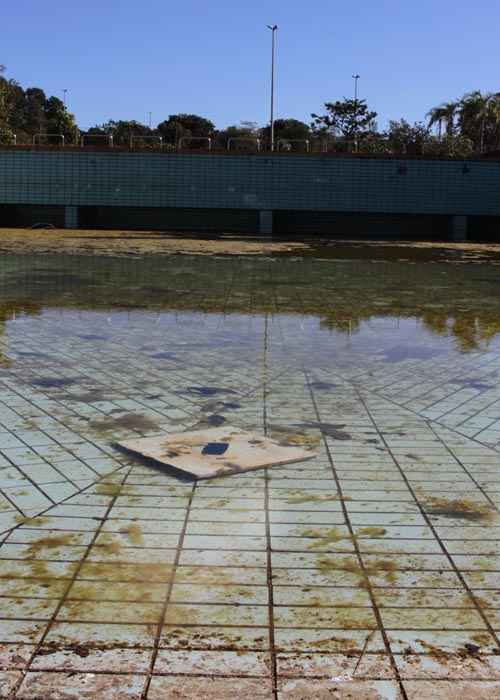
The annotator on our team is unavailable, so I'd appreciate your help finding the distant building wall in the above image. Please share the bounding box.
[0,150,499,235]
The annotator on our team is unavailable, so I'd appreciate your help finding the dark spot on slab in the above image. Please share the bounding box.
[17,352,49,358]
[90,413,160,433]
[309,381,338,390]
[77,334,108,341]
[461,643,481,658]
[185,386,237,397]
[202,442,229,456]
[451,378,495,391]
[32,378,78,388]
[382,345,445,362]
[206,414,227,427]
[67,390,106,403]
[151,352,178,360]
[299,422,351,440]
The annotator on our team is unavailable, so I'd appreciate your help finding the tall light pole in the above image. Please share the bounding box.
[62,89,68,107]
[267,24,278,151]
[148,112,152,129]
[352,75,360,152]
[352,74,360,103]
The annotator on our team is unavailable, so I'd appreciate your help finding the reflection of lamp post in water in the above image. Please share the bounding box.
[263,310,269,433]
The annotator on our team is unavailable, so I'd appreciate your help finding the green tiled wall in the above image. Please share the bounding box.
[0,150,499,215]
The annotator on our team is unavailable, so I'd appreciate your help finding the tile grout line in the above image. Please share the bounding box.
[7,465,133,699]
[360,382,500,457]
[0,377,133,480]
[355,388,500,653]
[0,463,130,540]
[365,386,500,487]
[263,309,279,700]
[425,421,500,513]
[369,352,500,410]
[305,370,409,700]
[140,474,197,700]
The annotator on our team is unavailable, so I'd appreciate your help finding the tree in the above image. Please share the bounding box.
[427,101,458,139]
[386,119,431,155]
[157,113,215,145]
[44,96,79,143]
[458,91,500,152]
[215,121,260,149]
[87,119,154,146]
[311,98,377,149]
[23,87,47,135]
[260,118,311,148]
[0,66,11,141]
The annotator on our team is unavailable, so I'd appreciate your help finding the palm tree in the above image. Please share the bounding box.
[457,91,500,151]
[427,101,458,139]
[479,93,500,152]
[457,91,485,149]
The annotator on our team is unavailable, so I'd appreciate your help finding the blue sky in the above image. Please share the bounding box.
[2,0,499,130]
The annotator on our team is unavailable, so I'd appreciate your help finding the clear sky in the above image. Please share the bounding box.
[2,0,499,131]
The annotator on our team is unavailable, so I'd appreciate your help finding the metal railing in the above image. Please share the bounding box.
[227,137,261,152]
[80,133,114,148]
[129,135,163,148]
[33,134,65,146]
[177,136,212,151]
[277,139,310,152]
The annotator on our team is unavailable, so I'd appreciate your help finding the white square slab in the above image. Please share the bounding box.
[117,426,315,480]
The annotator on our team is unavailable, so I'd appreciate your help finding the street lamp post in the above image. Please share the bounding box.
[352,74,360,152]
[267,24,278,152]
[352,74,360,103]
[62,89,68,107]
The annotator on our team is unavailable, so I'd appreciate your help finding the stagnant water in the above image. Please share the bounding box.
[2,251,500,362]
[1,249,500,485]
[1,250,500,697]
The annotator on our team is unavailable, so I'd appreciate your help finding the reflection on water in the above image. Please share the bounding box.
[1,253,500,361]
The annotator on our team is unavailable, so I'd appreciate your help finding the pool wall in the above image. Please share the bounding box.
[0,149,499,238]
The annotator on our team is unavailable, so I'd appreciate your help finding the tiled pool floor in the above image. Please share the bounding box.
[0,253,499,699]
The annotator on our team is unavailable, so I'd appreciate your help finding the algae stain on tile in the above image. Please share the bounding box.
[316,556,397,585]
[424,497,498,522]
[301,528,352,549]
[95,482,123,497]
[121,523,144,545]
[285,491,340,505]
[90,413,160,434]
[356,527,387,538]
